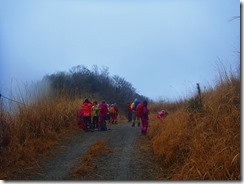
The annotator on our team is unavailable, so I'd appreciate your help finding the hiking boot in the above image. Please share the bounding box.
[132,123,135,127]
[141,131,147,135]
[138,123,140,127]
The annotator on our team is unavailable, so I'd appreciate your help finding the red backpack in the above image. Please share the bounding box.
[136,103,144,117]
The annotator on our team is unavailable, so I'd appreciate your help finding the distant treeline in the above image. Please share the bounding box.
[43,65,148,114]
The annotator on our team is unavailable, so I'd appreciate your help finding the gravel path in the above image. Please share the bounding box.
[28,122,160,181]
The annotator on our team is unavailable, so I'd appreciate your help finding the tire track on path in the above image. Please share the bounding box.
[29,123,160,180]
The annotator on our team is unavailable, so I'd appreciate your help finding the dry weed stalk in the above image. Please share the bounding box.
[148,72,240,180]
[72,140,112,177]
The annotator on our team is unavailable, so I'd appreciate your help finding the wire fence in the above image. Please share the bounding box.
[0,93,26,114]
[0,93,25,105]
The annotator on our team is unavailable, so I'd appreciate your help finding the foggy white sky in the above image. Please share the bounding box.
[0,0,240,101]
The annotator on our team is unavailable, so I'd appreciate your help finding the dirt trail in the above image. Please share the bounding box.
[28,122,161,181]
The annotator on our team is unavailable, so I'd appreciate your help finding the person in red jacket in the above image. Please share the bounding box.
[99,100,108,131]
[77,108,84,129]
[82,98,93,131]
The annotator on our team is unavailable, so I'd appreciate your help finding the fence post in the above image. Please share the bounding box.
[196,83,202,108]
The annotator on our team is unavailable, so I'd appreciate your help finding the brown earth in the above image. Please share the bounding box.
[14,122,162,181]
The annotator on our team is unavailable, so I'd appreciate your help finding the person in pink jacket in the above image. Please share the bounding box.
[156,110,168,123]
[141,100,149,135]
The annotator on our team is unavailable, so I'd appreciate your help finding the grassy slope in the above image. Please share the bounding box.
[0,95,81,179]
[148,76,240,180]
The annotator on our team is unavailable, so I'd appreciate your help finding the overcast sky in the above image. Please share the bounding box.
[0,0,240,101]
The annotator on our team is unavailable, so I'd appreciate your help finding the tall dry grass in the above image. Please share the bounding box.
[148,70,240,180]
[0,94,82,179]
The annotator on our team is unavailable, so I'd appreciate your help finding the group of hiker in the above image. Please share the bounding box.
[78,97,168,135]
[127,98,149,135]
[127,99,168,135]
[77,98,119,131]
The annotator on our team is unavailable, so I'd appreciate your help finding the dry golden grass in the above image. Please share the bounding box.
[148,75,240,180]
[72,140,112,177]
[0,95,82,179]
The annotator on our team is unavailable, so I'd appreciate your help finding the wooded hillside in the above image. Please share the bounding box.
[44,65,148,114]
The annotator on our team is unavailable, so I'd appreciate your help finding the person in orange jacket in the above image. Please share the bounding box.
[110,103,119,124]
[127,102,132,123]
[82,98,93,131]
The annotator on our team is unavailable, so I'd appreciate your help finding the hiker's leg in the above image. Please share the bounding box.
[128,112,131,122]
[132,112,136,127]
[129,112,132,122]
[83,116,89,131]
[145,119,148,132]
[93,116,98,129]
[100,118,107,131]
[92,117,95,129]
[98,117,101,130]
[141,119,145,132]
[88,116,92,129]
[111,114,115,124]
[137,116,141,127]
[104,119,107,130]
[95,116,99,128]
[143,119,148,134]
